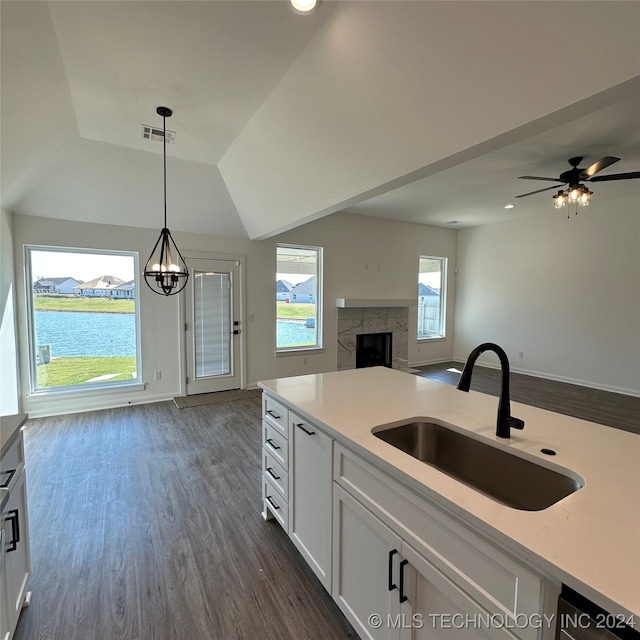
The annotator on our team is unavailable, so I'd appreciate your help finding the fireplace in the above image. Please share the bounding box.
[356,332,393,369]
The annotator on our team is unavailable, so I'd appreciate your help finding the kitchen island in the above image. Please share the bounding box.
[258,367,639,636]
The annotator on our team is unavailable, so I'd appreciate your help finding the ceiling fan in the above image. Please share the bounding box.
[515,156,640,209]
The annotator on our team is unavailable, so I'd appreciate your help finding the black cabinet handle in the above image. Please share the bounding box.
[0,469,16,488]
[266,410,281,419]
[5,509,20,552]
[265,496,280,510]
[266,467,281,480]
[399,559,409,603]
[296,423,315,435]
[265,438,281,450]
[388,549,398,591]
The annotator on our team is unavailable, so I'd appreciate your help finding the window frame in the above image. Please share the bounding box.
[417,255,447,341]
[25,244,142,395]
[276,243,323,353]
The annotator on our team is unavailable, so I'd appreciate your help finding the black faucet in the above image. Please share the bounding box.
[457,343,525,439]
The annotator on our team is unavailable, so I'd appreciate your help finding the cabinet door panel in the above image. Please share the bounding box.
[3,471,30,628]
[290,415,332,589]
[400,542,516,640]
[333,484,403,640]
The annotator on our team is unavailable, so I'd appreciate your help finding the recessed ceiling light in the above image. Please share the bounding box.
[290,0,319,13]
[446,220,460,225]
[504,204,515,209]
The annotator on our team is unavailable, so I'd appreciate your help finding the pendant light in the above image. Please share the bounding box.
[143,106,189,296]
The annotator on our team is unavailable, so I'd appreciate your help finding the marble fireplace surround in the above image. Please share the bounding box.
[337,306,409,371]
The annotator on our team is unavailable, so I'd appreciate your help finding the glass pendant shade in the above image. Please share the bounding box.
[143,106,189,296]
[143,227,189,295]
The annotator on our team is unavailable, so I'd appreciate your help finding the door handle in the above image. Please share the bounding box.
[266,467,281,481]
[0,469,16,488]
[399,559,409,603]
[296,423,315,435]
[5,509,20,553]
[265,496,280,510]
[388,549,398,591]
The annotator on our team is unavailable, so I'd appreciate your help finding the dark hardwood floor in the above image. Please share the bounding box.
[16,394,357,640]
[416,362,640,434]
[14,368,639,640]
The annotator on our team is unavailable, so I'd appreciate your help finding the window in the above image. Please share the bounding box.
[26,246,141,393]
[418,256,446,340]
[276,244,322,351]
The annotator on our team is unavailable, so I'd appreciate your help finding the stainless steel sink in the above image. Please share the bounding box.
[372,420,583,511]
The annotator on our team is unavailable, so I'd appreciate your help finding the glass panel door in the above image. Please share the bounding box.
[194,271,231,378]
[185,257,241,395]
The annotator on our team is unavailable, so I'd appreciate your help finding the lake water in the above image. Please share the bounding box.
[35,311,136,357]
[35,311,315,357]
[277,320,315,347]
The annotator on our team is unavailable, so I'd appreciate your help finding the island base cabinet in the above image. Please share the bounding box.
[333,484,403,640]
[398,543,515,640]
[290,412,333,591]
[334,485,519,640]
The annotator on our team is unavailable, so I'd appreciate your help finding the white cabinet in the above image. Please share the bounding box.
[333,483,402,640]
[261,394,290,531]
[259,391,558,640]
[0,425,31,640]
[261,395,334,592]
[290,411,332,591]
[332,443,558,640]
[398,541,509,640]
[333,484,508,640]
[2,474,30,637]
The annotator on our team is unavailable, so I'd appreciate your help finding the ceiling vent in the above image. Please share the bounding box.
[141,124,175,144]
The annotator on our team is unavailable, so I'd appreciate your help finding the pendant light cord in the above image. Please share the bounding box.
[163,112,167,229]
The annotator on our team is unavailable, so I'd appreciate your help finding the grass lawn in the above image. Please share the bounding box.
[277,301,316,319]
[34,295,134,313]
[37,356,137,388]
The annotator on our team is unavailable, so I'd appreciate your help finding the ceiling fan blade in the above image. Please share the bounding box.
[583,156,620,177]
[589,171,640,182]
[517,176,564,182]
[515,184,564,198]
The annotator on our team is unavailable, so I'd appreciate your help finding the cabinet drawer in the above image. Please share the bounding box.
[0,433,25,490]
[334,443,545,640]
[263,422,288,470]
[262,394,288,437]
[263,451,288,502]
[263,478,289,531]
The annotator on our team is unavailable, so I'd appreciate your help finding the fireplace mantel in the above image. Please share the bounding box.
[336,298,414,308]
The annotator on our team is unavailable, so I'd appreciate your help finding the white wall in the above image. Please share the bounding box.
[454,193,640,396]
[1,208,20,415]
[12,212,456,416]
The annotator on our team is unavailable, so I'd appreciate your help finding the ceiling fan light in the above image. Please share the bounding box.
[553,191,566,209]
[567,186,582,203]
[579,189,593,206]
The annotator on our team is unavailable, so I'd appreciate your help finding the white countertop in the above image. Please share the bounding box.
[258,367,640,620]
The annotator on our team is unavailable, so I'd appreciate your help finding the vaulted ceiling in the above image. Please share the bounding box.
[2,1,639,240]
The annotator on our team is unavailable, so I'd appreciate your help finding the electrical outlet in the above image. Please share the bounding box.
[518,352,524,359]
[154,371,162,380]
[302,357,308,365]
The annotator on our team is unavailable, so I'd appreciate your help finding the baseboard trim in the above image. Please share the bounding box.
[451,357,640,398]
[408,357,454,368]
